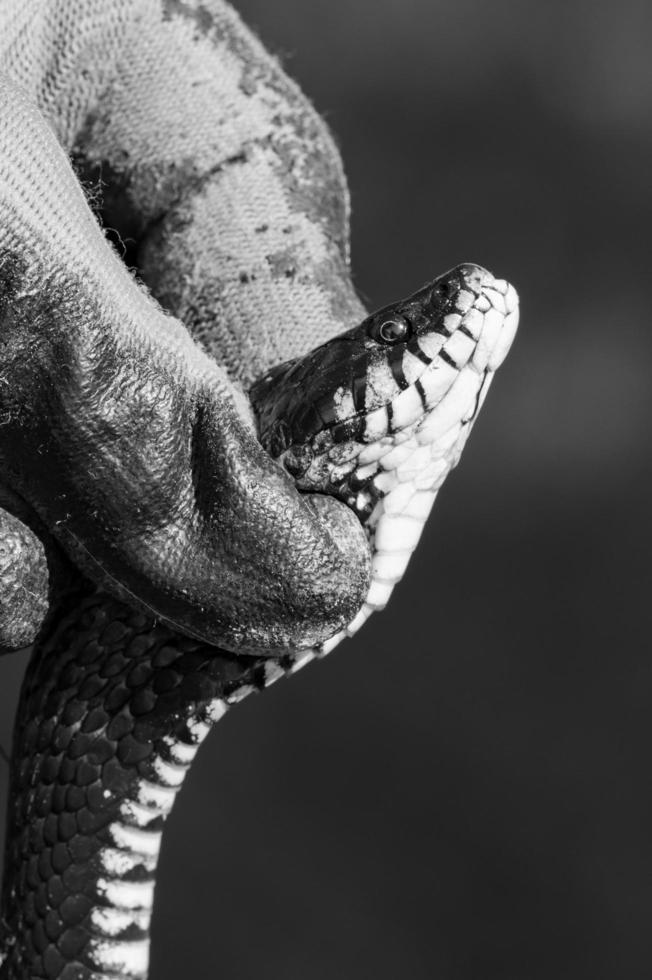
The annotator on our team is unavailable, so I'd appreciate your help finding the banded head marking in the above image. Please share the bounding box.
[251,263,518,511]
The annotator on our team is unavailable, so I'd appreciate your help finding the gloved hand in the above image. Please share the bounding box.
[0,0,371,655]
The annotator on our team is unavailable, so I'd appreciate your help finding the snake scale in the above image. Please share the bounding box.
[0,2,518,977]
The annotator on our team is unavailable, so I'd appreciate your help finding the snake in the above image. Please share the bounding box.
[0,263,518,978]
[252,263,519,650]
[0,2,518,977]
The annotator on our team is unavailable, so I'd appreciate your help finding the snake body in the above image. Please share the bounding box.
[0,2,519,977]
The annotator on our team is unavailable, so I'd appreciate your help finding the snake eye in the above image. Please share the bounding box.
[377,317,409,344]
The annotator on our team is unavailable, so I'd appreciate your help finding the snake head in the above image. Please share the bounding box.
[253,263,519,465]
[252,262,519,636]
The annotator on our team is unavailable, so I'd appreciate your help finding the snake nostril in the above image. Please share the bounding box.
[432,277,455,305]
[457,262,492,291]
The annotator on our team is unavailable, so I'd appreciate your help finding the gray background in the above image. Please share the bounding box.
[2,1,652,977]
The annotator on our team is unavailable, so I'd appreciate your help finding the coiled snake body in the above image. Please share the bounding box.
[0,2,518,977]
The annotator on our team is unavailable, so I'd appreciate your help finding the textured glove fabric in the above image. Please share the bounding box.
[0,0,371,653]
[0,497,49,651]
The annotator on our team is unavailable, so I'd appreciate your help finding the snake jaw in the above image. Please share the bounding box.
[252,264,519,655]
[356,269,519,618]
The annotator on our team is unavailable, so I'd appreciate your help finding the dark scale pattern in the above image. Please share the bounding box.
[0,579,285,979]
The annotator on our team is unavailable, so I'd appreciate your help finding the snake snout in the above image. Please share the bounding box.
[452,262,494,293]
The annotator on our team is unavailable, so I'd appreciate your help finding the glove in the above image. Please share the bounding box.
[0,0,372,655]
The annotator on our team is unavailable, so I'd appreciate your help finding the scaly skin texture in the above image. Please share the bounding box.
[1,583,293,978]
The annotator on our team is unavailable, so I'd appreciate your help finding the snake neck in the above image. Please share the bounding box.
[0,581,300,980]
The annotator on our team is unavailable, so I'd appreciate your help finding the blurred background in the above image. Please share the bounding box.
[2,1,652,977]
